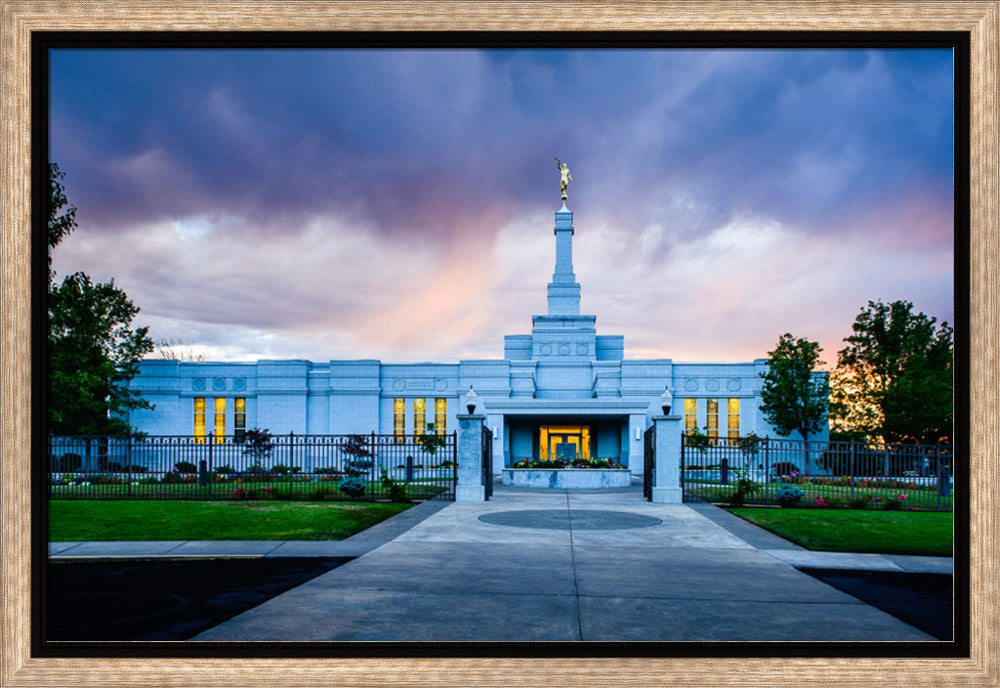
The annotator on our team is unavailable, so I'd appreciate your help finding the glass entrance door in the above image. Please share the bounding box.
[538,425,591,462]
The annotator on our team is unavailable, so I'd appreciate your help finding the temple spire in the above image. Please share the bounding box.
[546,202,581,315]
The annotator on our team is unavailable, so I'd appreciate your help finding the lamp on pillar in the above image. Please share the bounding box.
[660,385,673,415]
[464,385,479,414]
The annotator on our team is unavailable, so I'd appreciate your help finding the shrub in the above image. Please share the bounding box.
[215,464,235,474]
[308,486,337,501]
[825,496,845,509]
[380,469,409,503]
[52,453,83,472]
[882,494,906,511]
[847,496,871,510]
[243,428,276,465]
[174,461,198,474]
[685,427,712,454]
[727,472,758,507]
[339,477,366,498]
[230,487,253,500]
[88,474,126,485]
[346,459,372,473]
[160,469,183,483]
[771,461,799,476]
[230,486,279,500]
[774,486,803,507]
[314,467,342,475]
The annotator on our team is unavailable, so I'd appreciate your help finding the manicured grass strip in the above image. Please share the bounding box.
[726,508,953,557]
[49,500,412,541]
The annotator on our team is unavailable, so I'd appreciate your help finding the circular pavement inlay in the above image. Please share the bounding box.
[478,509,662,531]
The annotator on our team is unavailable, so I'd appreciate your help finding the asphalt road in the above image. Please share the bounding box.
[46,557,353,641]
[45,557,952,642]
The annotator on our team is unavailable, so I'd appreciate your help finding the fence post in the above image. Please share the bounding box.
[651,414,683,503]
[207,433,213,500]
[849,441,855,501]
[763,438,770,506]
[370,432,377,496]
[456,413,486,501]
[720,458,729,485]
[127,436,133,499]
[289,431,295,495]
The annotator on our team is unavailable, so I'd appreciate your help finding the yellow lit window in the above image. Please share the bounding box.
[214,397,226,443]
[193,397,206,444]
[435,398,447,435]
[706,398,719,443]
[393,398,405,443]
[685,398,697,433]
[234,397,247,442]
[727,398,740,440]
[414,398,426,437]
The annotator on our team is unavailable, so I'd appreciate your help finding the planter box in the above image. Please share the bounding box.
[501,468,632,489]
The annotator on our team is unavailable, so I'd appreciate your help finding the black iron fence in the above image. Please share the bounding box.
[48,433,457,502]
[681,434,954,511]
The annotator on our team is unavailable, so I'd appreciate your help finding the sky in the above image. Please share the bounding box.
[48,47,955,366]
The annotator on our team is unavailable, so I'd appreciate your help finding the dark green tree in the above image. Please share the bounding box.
[830,300,952,444]
[47,164,154,436]
[47,163,77,283]
[759,333,830,446]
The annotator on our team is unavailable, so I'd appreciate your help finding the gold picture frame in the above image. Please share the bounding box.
[2,2,997,686]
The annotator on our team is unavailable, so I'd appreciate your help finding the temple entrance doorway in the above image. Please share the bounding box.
[538,425,591,462]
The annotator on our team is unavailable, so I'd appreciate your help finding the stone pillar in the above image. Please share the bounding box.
[456,413,486,502]
[627,413,646,474]
[652,414,683,504]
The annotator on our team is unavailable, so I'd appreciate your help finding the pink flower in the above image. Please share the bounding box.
[873,496,882,502]
[815,497,827,507]
[907,506,915,511]
[897,494,907,501]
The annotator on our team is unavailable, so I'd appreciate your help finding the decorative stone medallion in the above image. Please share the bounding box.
[392,378,405,392]
[233,377,247,391]
[576,343,588,355]
[434,377,447,392]
[706,378,720,392]
[558,343,571,355]
[727,378,741,392]
[212,378,226,391]
[540,343,553,356]
[684,378,698,392]
[192,378,206,391]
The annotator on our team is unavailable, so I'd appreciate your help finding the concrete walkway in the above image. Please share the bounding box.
[102,485,946,643]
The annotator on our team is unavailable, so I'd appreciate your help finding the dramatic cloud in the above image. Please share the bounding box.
[48,46,954,364]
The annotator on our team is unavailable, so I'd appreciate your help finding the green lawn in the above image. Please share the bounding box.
[726,507,953,556]
[49,500,412,541]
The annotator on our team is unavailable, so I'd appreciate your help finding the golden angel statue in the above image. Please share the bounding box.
[554,156,572,201]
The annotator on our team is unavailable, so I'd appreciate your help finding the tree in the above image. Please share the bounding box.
[759,333,830,446]
[154,338,206,361]
[47,164,154,436]
[830,300,952,444]
[47,163,77,283]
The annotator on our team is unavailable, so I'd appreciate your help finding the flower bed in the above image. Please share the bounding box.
[502,466,632,489]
